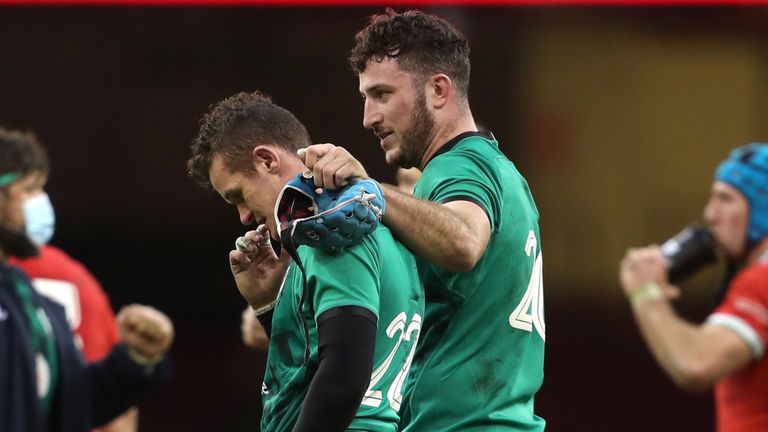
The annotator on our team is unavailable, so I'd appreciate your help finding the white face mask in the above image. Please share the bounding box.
[23,193,55,246]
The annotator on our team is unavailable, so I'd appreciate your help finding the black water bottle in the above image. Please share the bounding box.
[660,224,717,283]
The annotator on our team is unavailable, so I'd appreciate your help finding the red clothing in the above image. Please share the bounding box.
[708,262,768,432]
[10,245,120,362]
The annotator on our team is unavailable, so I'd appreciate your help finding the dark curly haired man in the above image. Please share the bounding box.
[300,9,546,432]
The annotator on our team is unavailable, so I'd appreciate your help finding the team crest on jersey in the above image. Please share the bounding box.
[262,382,270,396]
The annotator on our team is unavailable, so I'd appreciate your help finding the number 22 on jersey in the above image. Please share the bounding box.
[361,312,422,412]
[509,230,545,341]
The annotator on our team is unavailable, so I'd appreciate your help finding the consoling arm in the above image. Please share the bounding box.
[381,184,490,272]
[298,144,491,272]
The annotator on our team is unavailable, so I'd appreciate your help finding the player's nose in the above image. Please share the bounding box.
[363,99,382,130]
[237,204,254,226]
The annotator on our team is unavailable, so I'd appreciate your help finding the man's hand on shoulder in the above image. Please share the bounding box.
[278,174,385,253]
[298,144,368,190]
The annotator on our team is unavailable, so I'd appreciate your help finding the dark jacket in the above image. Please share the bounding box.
[0,264,171,432]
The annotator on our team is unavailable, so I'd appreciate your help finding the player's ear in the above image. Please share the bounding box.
[427,73,452,109]
[252,145,280,173]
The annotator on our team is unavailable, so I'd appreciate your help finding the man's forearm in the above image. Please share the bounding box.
[632,298,715,392]
[382,184,484,271]
[88,344,172,427]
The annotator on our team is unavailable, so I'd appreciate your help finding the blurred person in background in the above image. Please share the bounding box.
[620,143,768,432]
[8,138,139,432]
[0,126,173,432]
[394,168,421,195]
[240,306,268,351]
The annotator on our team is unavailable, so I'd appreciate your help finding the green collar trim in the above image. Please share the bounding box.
[0,172,22,187]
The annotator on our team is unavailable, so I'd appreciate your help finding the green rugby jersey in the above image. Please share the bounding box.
[261,225,424,432]
[401,132,546,432]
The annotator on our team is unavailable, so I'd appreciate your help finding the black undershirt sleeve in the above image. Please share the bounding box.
[292,305,377,432]
[256,309,274,339]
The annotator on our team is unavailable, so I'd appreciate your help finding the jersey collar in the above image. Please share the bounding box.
[422,131,495,169]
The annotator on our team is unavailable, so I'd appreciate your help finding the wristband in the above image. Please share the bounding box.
[252,300,276,316]
[629,282,664,308]
[126,346,162,373]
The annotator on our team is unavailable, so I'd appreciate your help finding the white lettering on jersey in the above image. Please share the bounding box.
[361,312,422,412]
[31,278,81,330]
[509,230,545,341]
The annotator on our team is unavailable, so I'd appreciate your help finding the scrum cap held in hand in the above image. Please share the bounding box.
[274,172,385,253]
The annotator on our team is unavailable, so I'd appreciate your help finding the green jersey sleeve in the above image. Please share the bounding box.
[417,146,502,232]
[304,235,381,322]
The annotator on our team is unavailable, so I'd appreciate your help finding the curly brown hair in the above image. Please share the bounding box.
[349,8,471,98]
[187,91,312,188]
[0,126,49,181]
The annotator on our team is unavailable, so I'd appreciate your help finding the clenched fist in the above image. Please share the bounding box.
[619,246,680,302]
[117,304,174,362]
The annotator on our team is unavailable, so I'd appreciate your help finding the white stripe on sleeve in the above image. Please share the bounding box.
[706,312,765,360]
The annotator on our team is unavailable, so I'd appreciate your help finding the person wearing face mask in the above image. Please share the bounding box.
[0,126,174,432]
[620,143,768,432]
[8,145,139,432]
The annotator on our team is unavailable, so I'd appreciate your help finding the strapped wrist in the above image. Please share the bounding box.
[629,282,664,308]
[126,346,162,373]
[252,299,276,316]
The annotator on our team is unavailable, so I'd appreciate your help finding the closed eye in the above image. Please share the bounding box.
[224,189,244,205]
